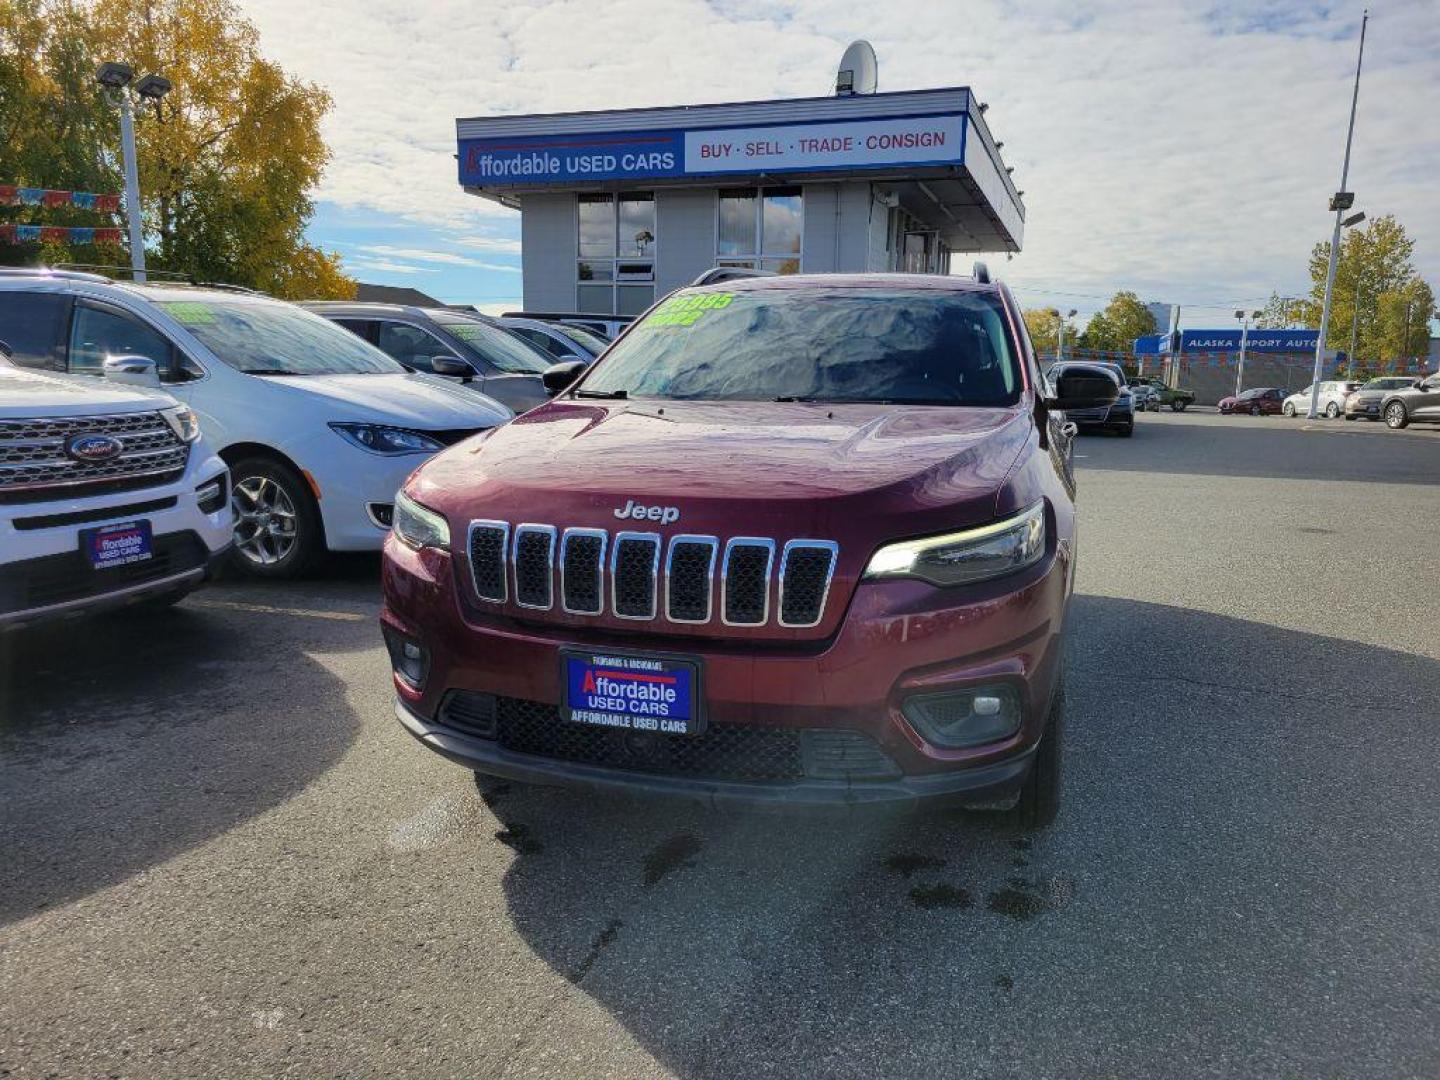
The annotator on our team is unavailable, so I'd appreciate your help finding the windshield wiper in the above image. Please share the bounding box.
[774,395,822,403]
[241,367,306,376]
[574,388,627,399]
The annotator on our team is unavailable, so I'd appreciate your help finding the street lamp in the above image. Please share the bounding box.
[96,62,171,283]
[1308,10,1369,419]
[1234,309,1262,397]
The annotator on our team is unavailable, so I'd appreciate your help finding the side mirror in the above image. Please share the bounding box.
[102,354,162,388]
[1049,369,1120,411]
[542,359,587,395]
[431,356,473,382]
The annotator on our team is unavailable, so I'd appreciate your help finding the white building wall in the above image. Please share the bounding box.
[520,193,574,311]
[656,189,715,296]
[801,181,881,273]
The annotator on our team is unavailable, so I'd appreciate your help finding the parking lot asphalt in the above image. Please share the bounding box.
[2,410,1438,1079]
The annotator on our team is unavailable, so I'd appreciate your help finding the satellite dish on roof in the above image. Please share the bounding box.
[835,40,878,96]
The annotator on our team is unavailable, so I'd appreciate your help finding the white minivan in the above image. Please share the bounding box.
[0,270,512,577]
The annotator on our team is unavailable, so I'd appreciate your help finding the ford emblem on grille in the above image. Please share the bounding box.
[65,434,125,463]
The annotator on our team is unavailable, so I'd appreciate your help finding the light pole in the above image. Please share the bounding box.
[1055,308,1076,362]
[1234,309,1261,397]
[1308,9,1368,419]
[96,63,171,283]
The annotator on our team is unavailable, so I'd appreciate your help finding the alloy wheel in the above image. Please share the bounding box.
[233,474,300,566]
[1385,403,1407,429]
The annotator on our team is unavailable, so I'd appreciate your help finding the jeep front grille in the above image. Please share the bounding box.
[0,411,189,504]
[466,521,838,630]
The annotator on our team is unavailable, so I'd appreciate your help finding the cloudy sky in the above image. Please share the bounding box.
[235,0,1439,328]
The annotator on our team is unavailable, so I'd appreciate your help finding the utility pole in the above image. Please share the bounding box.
[1309,9,1368,418]
[1235,311,1251,397]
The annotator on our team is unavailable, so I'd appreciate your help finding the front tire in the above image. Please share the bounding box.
[228,456,323,578]
[1283,402,1296,417]
[1385,402,1410,429]
[1250,404,1261,416]
[1010,673,1065,831]
[1171,401,1187,412]
[1325,402,1340,418]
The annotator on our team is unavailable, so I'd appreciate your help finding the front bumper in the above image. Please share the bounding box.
[381,534,1069,806]
[1346,397,1382,418]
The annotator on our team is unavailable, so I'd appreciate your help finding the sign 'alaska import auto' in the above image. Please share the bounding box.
[458,113,966,186]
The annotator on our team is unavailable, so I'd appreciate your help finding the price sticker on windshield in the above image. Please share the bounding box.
[648,292,733,328]
[165,301,217,325]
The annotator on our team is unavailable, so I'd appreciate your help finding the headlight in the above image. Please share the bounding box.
[329,423,445,456]
[863,502,1046,587]
[392,490,450,550]
[161,405,201,443]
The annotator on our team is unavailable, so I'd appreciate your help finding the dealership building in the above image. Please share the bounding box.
[454,85,1025,316]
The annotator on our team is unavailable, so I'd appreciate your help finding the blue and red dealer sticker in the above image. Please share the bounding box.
[561,651,701,735]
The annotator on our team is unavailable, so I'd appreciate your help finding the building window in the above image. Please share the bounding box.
[578,193,655,314]
[716,187,801,274]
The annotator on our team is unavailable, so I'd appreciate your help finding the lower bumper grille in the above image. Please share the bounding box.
[0,530,209,615]
[435,692,901,784]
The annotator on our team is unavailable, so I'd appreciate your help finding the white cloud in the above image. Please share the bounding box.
[346,258,439,275]
[238,0,1440,320]
[455,234,524,254]
[354,243,519,271]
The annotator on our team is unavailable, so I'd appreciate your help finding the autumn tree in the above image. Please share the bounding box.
[1255,291,1304,329]
[1023,307,1066,355]
[1077,291,1156,351]
[0,0,352,298]
[1299,214,1435,364]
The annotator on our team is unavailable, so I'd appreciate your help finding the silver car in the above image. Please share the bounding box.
[1344,376,1419,421]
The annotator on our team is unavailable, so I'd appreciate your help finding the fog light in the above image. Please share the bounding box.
[382,625,429,690]
[195,474,227,515]
[902,685,1022,749]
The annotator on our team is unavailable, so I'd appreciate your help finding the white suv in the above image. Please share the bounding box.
[1282,381,1360,418]
[0,356,232,628]
[0,271,512,577]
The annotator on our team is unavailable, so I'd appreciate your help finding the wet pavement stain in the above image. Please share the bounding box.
[985,873,1077,921]
[885,853,947,878]
[643,832,703,886]
[570,918,623,983]
[494,823,543,855]
[909,884,973,910]
[993,974,1014,992]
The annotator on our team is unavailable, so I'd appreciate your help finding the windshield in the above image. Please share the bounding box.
[435,315,551,375]
[158,298,403,375]
[552,323,610,355]
[1365,378,1411,389]
[580,287,1022,405]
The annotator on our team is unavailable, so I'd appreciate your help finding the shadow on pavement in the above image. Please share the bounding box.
[1078,414,1440,485]
[0,598,367,926]
[483,595,1439,1077]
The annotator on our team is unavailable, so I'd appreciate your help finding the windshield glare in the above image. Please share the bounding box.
[436,316,551,375]
[552,323,609,355]
[158,299,403,375]
[580,288,1022,405]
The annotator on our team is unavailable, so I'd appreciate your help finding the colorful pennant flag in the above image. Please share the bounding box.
[0,185,122,211]
[0,223,123,245]
[0,185,16,206]
[18,188,44,206]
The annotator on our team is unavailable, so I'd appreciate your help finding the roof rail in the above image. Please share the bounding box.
[972,261,991,284]
[149,280,266,296]
[0,266,111,283]
[53,262,192,282]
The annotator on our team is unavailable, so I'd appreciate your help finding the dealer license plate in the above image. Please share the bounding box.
[561,650,702,736]
[82,520,153,570]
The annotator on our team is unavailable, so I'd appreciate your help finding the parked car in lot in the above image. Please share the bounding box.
[1128,376,1194,412]
[494,317,610,365]
[382,271,1119,828]
[1048,361,1133,435]
[1380,372,1440,429]
[1128,382,1160,412]
[307,302,552,414]
[1345,376,1420,421]
[1281,380,1361,418]
[500,310,631,340]
[0,358,232,629]
[1218,387,1285,415]
[0,271,512,578]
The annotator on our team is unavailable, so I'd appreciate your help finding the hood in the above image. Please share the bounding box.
[412,398,1032,541]
[0,366,178,418]
[253,372,512,429]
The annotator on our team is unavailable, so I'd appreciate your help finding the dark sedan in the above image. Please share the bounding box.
[1219,387,1285,415]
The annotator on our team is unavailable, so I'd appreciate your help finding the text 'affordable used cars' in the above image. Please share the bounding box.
[380,273,1118,829]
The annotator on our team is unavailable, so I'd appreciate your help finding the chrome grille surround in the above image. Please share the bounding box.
[0,411,188,498]
[512,524,557,611]
[466,521,837,629]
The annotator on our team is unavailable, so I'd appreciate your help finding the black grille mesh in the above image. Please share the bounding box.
[780,545,836,626]
[667,541,714,622]
[0,531,208,615]
[561,533,603,613]
[724,544,770,624]
[613,536,658,618]
[490,696,804,781]
[514,529,554,608]
[469,525,507,601]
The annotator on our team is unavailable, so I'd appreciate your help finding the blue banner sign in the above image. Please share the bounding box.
[1134,330,1320,355]
[459,114,966,187]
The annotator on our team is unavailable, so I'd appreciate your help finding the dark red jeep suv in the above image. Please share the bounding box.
[380,273,1116,828]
